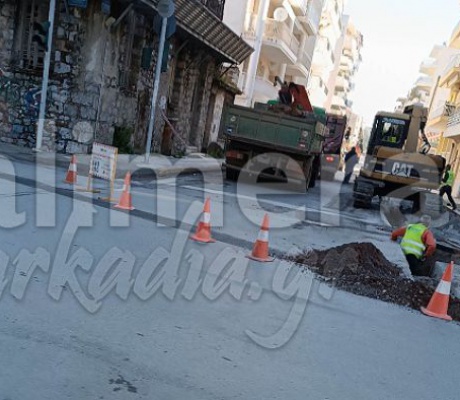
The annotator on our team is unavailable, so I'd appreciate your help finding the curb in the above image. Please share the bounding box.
[2,149,224,180]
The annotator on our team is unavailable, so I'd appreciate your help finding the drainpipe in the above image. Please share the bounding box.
[243,0,270,107]
[35,0,57,151]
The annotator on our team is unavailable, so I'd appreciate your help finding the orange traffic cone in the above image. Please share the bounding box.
[64,155,78,184]
[114,172,135,211]
[421,262,454,321]
[190,198,216,243]
[247,214,274,262]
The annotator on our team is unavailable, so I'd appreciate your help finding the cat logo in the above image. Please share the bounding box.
[391,162,414,178]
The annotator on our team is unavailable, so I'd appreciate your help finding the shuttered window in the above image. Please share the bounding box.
[13,0,51,71]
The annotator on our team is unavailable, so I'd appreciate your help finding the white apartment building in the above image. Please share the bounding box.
[325,16,363,116]
[223,0,326,106]
[395,44,460,151]
[308,0,345,108]
[423,44,460,149]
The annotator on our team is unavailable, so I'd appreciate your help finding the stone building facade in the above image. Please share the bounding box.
[0,0,251,154]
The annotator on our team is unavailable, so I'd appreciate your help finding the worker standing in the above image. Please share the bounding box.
[342,145,359,184]
[391,215,436,277]
[439,164,457,210]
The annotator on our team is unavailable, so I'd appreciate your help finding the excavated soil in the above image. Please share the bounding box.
[287,242,460,321]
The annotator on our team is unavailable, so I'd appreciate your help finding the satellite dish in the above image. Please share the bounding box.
[273,7,288,22]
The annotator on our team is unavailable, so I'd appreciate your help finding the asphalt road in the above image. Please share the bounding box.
[0,158,460,399]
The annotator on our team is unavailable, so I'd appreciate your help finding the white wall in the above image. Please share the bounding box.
[223,0,248,35]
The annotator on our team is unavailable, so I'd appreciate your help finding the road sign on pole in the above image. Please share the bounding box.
[144,0,174,163]
[157,0,175,18]
[35,0,56,152]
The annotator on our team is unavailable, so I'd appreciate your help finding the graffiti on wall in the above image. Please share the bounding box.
[0,72,21,107]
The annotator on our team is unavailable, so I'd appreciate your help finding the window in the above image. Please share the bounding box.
[13,0,51,71]
[119,11,145,94]
[379,118,407,146]
[199,0,226,20]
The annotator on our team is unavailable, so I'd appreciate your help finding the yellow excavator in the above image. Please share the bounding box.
[353,104,446,211]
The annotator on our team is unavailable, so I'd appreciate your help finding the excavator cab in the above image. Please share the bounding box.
[366,114,410,155]
[353,105,445,211]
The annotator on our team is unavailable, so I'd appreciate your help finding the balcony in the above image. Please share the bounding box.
[420,58,436,76]
[415,76,433,90]
[312,37,335,67]
[295,0,323,35]
[427,101,454,130]
[335,75,349,91]
[449,18,460,48]
[440,54,460,87]
[332,94,346,109]
[238,72,278,102]
[444,107,460,138]
[286,49,312,78]
[244,16,299,64]
[198,0,225,20]
[339,55,353,72]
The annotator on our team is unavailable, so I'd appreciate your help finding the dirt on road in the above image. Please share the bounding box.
[288,242,460,321]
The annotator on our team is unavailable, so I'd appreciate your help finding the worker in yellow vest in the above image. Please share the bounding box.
[439,164,457,210]
[391,215,436,277]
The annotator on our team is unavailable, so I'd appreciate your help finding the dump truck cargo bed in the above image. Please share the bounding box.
[222,104,327,191]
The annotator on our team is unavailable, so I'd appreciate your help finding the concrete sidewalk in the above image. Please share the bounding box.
[0,142,224,180]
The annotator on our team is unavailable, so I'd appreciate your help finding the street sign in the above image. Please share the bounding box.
[157,0,175,18]
[90,143,118,181]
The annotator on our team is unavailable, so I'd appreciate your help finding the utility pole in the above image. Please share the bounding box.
[35,0,56,152]
[145,0,175,163]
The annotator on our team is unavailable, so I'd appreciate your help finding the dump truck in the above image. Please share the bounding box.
[222,103,328,191]
[319,113,348,181]
[353,104,446,211]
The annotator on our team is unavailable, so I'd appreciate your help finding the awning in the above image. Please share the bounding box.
[138,0,253,64]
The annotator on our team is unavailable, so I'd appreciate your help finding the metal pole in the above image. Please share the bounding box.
[145,16,168,163]
[35,0,56,152]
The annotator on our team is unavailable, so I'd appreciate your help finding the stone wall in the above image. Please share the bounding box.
[167,46,217,154]
[0,0,232,155]
[0,0,150,153]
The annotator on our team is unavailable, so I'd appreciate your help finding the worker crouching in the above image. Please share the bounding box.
[391,215,436,277]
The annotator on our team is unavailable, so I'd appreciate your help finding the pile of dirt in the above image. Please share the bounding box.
[287,242,460,321]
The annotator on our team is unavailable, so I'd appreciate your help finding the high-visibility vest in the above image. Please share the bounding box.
[400,223,427,259]
[443,170,455,187]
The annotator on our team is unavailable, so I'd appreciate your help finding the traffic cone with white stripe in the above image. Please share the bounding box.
[114,172,135,211]
[247,214,274,262]
[421,262,454,321]
[190,198,216,243]
[64,155,78,184]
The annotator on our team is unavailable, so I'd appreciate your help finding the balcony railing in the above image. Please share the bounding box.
[198,0,225,20]
[447,107,460,128]
[420,58,436,74]
[264,19,300,55]
[298,49,312,71]
[415,76,433,88]
[444,54,460,76]
[306,0,322,31]
[246,15,300,57]
[431,101,456,120]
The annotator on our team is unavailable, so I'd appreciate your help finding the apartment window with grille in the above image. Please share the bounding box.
[12,0,51,71]
[119,11,145,94]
